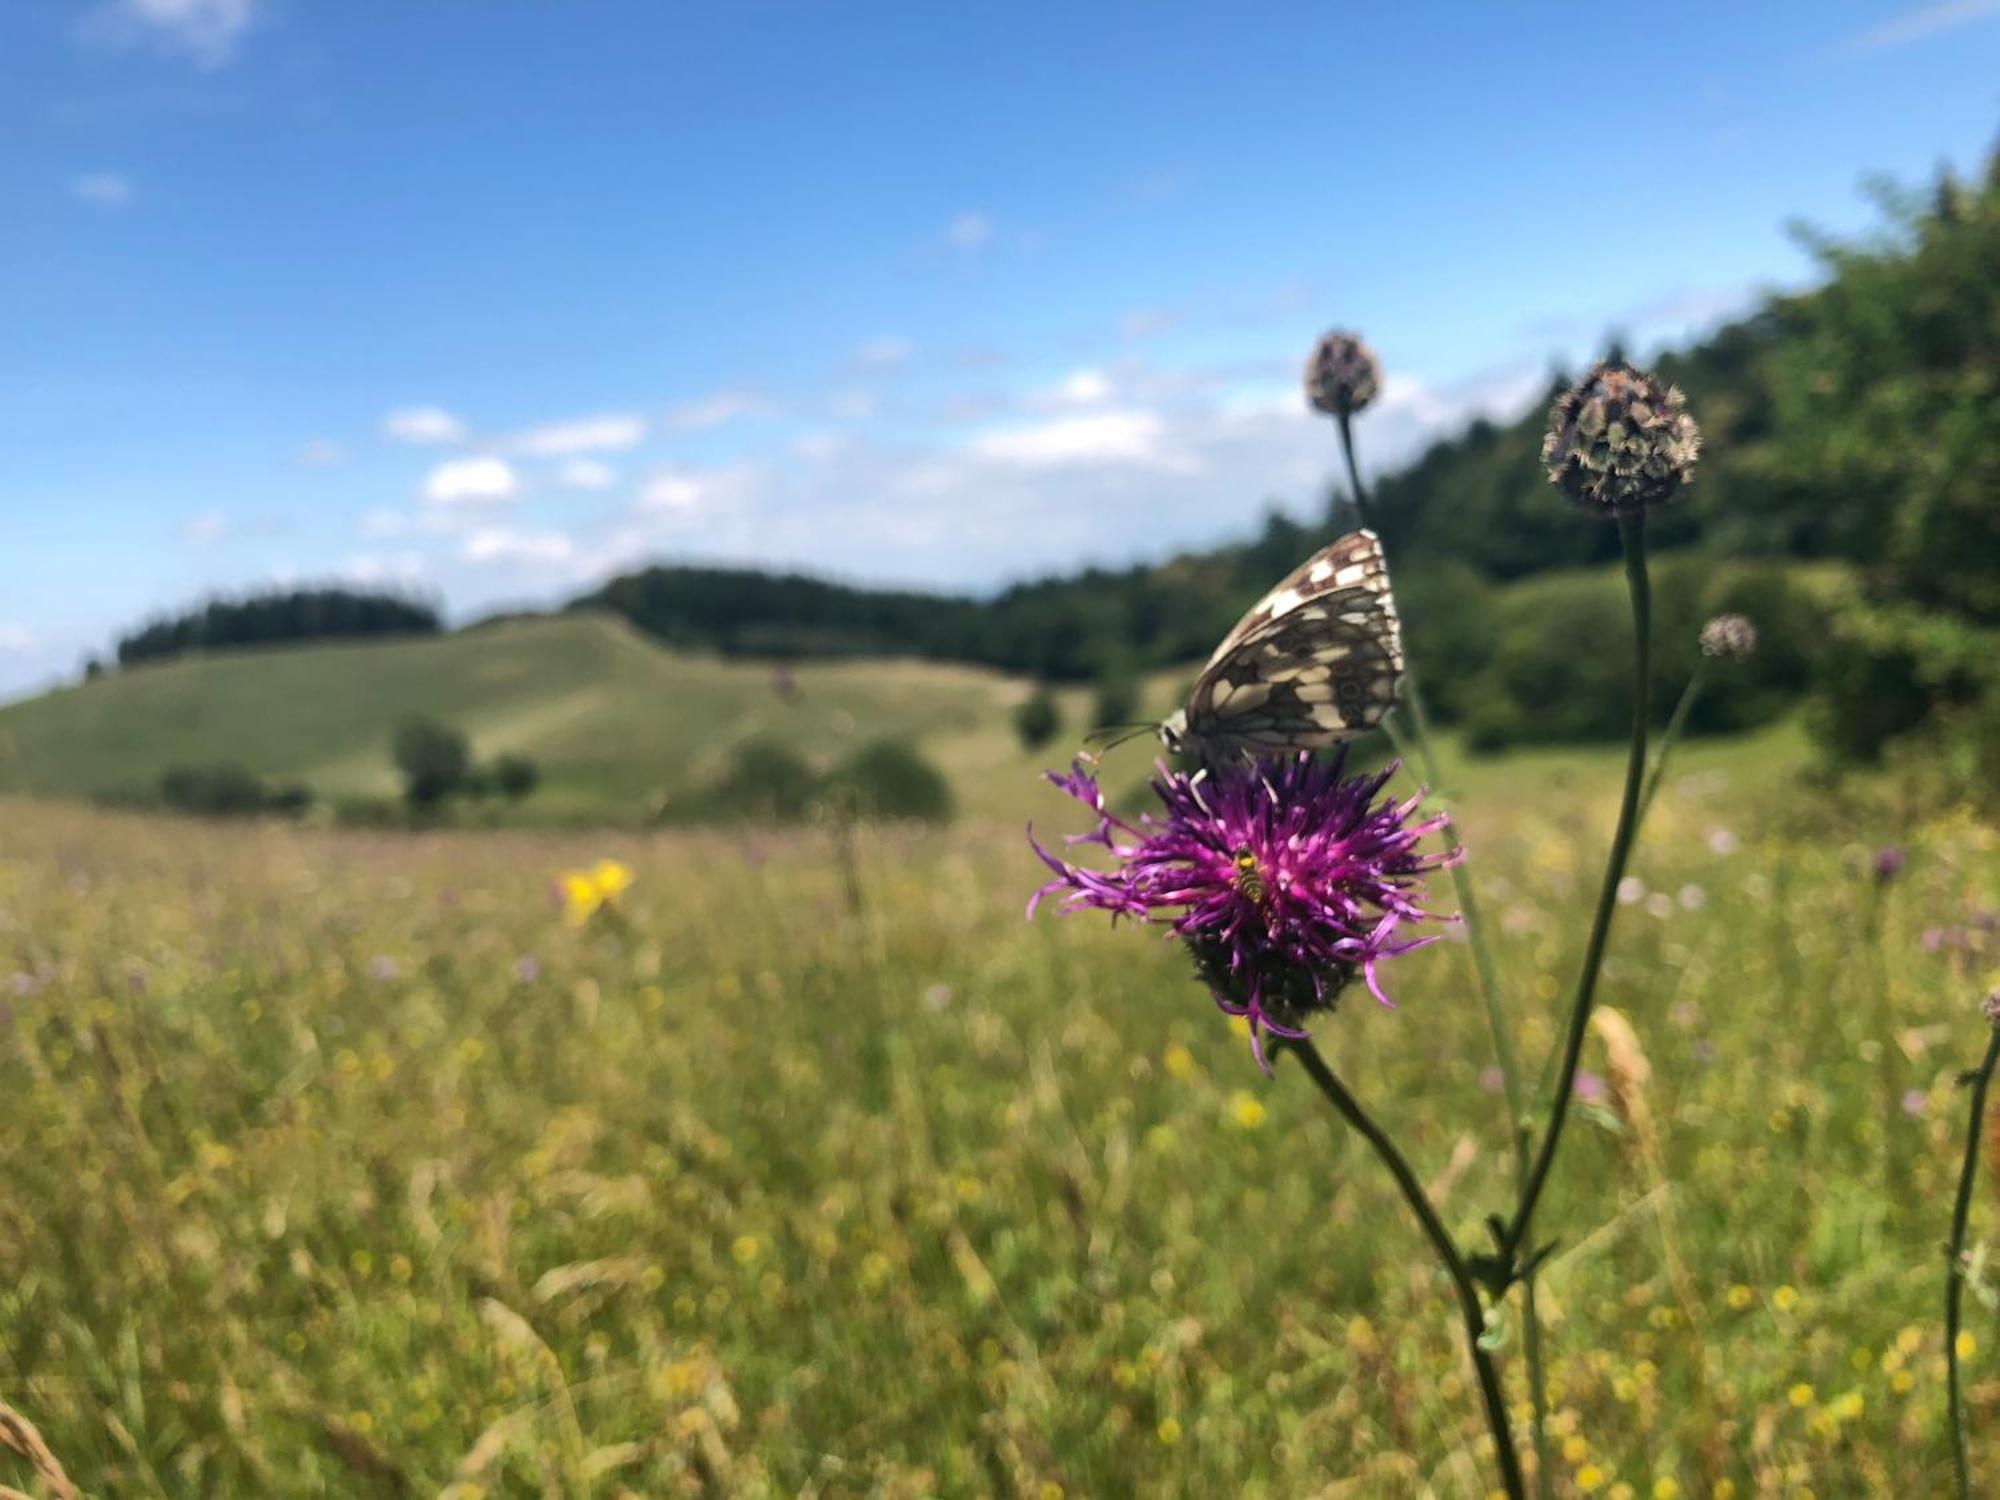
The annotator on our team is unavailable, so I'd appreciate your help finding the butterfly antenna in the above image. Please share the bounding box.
[1083,722,1157,754]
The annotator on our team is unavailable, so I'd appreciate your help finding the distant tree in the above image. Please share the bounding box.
[1090,673,1139,732]
[156,764,313,818]
[708,737,819,822]
[820,740,955,822]
[393,717,470,808]
[115,587,440,669]
[492,753,542,801]
[1012,687,1062,751]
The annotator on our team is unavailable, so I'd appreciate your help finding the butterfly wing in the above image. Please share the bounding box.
[1183,530,1403,757]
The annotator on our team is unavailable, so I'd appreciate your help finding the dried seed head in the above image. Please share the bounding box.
[1984,987,2000,1027]
[1699,613,1758,662]
[1304,331,1382,418]
[1541,361,1701,514]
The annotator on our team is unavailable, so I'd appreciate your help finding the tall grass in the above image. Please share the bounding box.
[0,768,1993,1495]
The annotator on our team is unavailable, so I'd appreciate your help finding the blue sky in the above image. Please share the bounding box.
[3,0,1998,697]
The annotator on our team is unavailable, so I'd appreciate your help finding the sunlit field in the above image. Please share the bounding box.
[3,730,1997,1497]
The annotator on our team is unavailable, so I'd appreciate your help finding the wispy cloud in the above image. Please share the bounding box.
[296,438,344,467]
[511,412,647,456]
[180,508,227,545]
[1841,0,2000,51]
[70,173,134,207]
[86,0,259,67]
[944,212,992,251]
[968,409,1182,470]
[0,625,36,657]
[462,527,575,567]
[343,552,427,587]
[555,458,617,491]
[666,389,771,432]
[383,406,467,446]
[422,456,518,507]
[852,336,915,369]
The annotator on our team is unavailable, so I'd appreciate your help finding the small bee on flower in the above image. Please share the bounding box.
[560,859,634,927]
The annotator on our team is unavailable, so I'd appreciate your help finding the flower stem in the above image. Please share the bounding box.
[1636,657,1707,828]
[1336,411,1372,532]
[1278,1036,1526,1499]
[1947,1019,2000,1498]
[1503,507,1651,1261]
[1340,411,1548,1494]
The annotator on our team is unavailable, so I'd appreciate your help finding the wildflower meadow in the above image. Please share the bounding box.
[2,697,1997,1494]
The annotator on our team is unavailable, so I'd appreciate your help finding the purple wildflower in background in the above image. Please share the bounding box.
[1873,846,1906,883]
[1574,1070,1609,1104]
[1028,749,1457,1068]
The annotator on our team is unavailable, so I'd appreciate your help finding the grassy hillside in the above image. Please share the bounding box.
[0,613,1110,824]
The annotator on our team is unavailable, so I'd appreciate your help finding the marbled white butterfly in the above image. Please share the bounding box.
[1159,528,1403,763]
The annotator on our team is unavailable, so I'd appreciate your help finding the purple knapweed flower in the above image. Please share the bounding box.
[1027,750,1457,1069]
[1574,1070,1609,1104]
[1872,846,1906,883]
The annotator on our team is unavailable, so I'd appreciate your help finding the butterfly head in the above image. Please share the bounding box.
[1157,708,1190,757]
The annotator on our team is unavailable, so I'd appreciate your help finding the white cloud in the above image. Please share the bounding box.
[180,508,227,545]
[462,527,576,567]
[635,463,767,519]
[968,409,1177,469]
[945,212,992,250]
[555,458,617,491]
[1845,0,2000,50]
[70,173,133,207]
[382,406,467,446]
[88,0,258,67]
[666,389,770,431]
[422,456,518,507]
[511,412,647,456]
[0,625,34,657]
[296,438,344,467]
[1040,369,1114,407]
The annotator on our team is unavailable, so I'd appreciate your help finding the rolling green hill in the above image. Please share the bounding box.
[0,613,1116,824]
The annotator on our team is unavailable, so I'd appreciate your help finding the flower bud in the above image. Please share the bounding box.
[1983,987,2000,1027]
[1304,331,1382,418]
[1699,613,1758,662]
[1541,361,1700,514]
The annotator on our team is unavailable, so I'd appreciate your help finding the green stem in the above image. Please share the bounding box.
[1636,658,1707,829]
[1278,1037,1526,1500]
[1503,508,1652,1260]
[1336,411,1373,532]
[1947,1019,2000,1499]
[1341,412,1548,1494]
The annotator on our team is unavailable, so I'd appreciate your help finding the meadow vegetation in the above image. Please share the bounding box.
[2,725,1996,1496]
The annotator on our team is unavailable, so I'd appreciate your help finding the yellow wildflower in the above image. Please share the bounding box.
[562,859,634,927]
[1772,1285,1799,1313]
[1787,1382,1813,1408]
[1957,1331,1977,1359]
[1155,1416,1182,1445]
[1228,1091,1267,1130]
